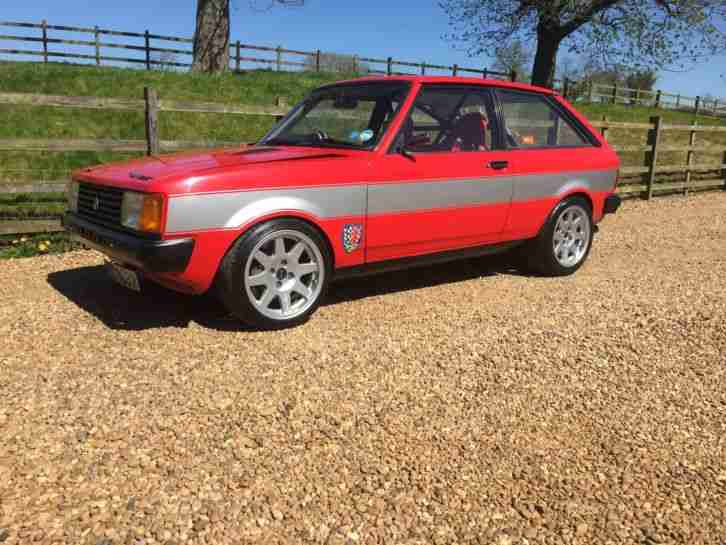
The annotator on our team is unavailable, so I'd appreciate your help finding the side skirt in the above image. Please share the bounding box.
[333,240,526,281]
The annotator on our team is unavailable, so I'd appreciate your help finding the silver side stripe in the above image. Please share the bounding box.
[513,169,615,200]
[167,185,366,233]
[166,169,616,233]
[368,178,513,215]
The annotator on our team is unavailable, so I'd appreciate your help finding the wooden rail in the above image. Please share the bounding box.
[0,20,513,80]
[559,80,726,119]
[1,91,726,237]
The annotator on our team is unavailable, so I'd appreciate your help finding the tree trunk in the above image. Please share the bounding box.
[531,26,561,88]
[192,0,230,73]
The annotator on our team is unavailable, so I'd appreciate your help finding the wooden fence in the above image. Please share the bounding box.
[561,80,726,118]
[1,91,725,236]
[592,117,726,198]
[0,87,289,235]
[0,20,513,80]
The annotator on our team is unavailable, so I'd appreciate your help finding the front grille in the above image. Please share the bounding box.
[77,182,124,229]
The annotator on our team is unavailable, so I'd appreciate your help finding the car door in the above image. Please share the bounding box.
[493,89,613,240]
[365,84,514,263]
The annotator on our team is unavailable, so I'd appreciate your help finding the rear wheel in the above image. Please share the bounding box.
[217,219,331,329]
[524,196,593,276]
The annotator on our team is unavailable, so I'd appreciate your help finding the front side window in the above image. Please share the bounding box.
[395,85,499,153]
[496,90,588,148]
[260,82,409,150]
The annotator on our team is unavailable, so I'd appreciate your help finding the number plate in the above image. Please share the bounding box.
[107,263,141,292]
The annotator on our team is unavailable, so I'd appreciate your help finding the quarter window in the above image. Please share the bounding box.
[496,90,588,148]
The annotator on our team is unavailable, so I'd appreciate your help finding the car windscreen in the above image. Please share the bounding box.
[260,82,411,150]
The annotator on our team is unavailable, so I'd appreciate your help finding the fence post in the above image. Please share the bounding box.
[452,64,458,76]
[510,69,517,82]
[588,80,594,103]
[714,98,719,114]
[694,96,701,116]
[600,115,609,141]
[275,45,282,72]
[646,116,663,200]
[562,77,570,100]
[676,94,680,109]
[315,49,321,72]
[421,61,426,75]
[655,89,662,109]
[685,122,697,196]
[94,26,101,66]
[144,87,159,156]
[612,83,618,105]
[235,41,241,72]
[41,19,48,63]
[274,96,288,122]
[387,57,392,76]
[482,68,488,79]
[144,30,151,70]
[352,55,358,74]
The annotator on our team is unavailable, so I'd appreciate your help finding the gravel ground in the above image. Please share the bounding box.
[1,193,725,545]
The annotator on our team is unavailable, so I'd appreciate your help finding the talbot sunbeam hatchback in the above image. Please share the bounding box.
[64,76,621,328]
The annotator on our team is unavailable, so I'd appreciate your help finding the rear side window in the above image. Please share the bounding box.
[496,90,589,149]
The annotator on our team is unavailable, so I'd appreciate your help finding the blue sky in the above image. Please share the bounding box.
[2,1,724,97]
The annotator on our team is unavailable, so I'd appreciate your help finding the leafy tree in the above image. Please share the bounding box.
[625,69,658,91]
[193,0,304,73]
[440,1,726,88]
[493,40,532,81]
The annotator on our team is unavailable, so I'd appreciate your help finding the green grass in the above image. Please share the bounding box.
[577,102,726,127]
[0,61,351,183]
[0,232,82,259]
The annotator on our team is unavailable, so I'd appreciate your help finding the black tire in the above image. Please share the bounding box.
[522,196,594,277]
[216,218,332,329]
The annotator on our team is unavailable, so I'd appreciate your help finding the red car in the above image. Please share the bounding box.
[64,76,621,328]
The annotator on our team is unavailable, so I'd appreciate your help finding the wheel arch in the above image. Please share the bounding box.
[225,211,336,269]
[538,191,593,238]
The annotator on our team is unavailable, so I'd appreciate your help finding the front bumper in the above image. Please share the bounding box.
[603,194,622,215]
[62,212,194,273]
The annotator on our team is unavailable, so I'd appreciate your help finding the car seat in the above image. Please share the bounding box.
[444,113,489,151]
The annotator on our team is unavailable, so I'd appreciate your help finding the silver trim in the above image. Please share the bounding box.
[165,169,616,233]
[166,185,366,233]
[367,178,513,215]
[513,169,615,200]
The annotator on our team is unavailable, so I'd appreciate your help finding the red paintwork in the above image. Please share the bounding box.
[73,76,620,295]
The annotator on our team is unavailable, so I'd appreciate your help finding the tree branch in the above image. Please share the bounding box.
[558,0,622,38]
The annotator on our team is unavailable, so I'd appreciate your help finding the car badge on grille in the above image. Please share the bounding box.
[342,224,363,253]
[92,196,100,211]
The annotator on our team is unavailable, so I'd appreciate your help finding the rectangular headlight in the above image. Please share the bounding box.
[66,181,79,212]
[121,191,164,233]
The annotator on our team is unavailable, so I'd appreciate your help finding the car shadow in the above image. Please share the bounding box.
[46,254,526,332]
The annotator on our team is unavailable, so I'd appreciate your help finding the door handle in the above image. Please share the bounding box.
[487,160,509,170]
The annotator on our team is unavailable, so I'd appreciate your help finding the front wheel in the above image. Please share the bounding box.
[523,196,593,276]
[216,219,331,329]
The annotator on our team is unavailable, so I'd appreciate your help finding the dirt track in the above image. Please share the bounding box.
[1,192,725,545]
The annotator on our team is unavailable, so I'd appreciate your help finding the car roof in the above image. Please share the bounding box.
[322,75,555,95]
